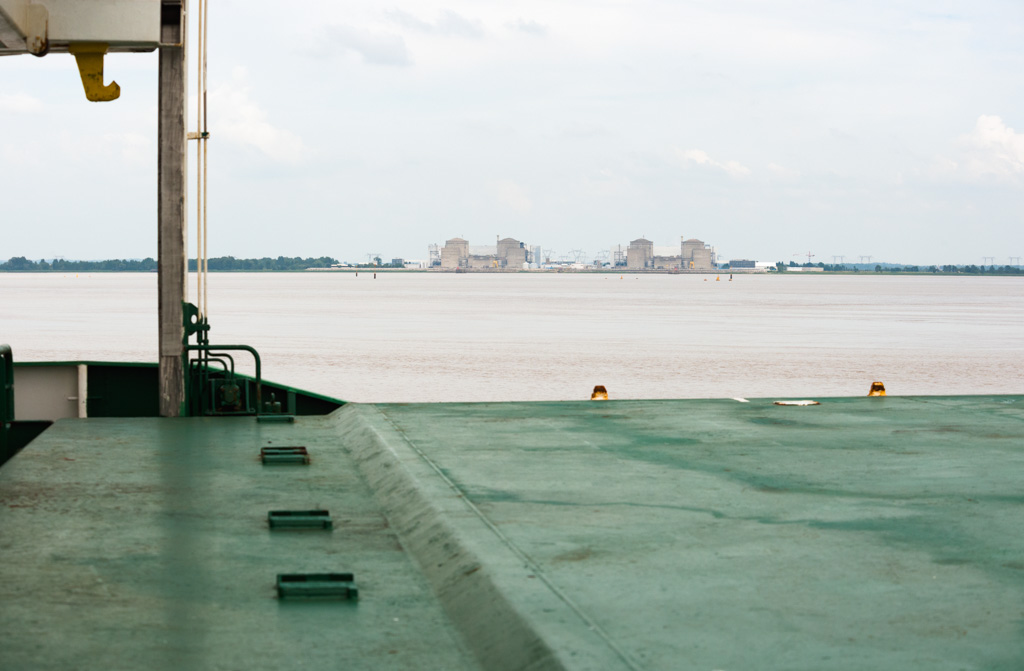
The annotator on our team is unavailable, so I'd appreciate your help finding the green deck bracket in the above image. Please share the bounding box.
[259,391,296,422]
[257,414,295,424]
[276,573,357,600]
[182,301,210,342]
[260,446,309,465]
[268,510,332,530]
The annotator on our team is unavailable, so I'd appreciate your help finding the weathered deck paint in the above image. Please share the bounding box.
[2,395,1023,670]
[0,415,478,671]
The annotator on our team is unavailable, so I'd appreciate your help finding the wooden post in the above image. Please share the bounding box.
[158,1,186,416]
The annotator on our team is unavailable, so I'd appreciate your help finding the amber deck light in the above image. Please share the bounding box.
[868,381,886,396]
[591,385,609,401]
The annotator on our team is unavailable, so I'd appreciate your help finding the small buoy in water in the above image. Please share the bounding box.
[867,381,886,396]
[591,385,609,401]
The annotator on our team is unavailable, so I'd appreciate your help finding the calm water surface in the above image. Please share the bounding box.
[1,272,1021,402]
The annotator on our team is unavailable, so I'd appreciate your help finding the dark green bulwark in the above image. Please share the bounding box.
[1,395,1022,670]
[87,362,161,417]
[0,345,12,459]
[11,361,344,419]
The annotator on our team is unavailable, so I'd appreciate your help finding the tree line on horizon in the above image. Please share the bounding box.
[770,261,1023,275]
[2,255,1021,274]
[0,256,339,272]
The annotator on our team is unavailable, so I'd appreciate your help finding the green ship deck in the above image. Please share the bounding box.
[2,395,1023,670]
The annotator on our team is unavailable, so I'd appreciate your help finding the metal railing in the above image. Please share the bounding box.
[185,344,262,415]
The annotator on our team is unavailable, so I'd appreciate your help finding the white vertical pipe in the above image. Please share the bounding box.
[77,364,87,418]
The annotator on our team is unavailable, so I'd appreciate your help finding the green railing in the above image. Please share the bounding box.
[185,344,264,416]
[182,301,304,417]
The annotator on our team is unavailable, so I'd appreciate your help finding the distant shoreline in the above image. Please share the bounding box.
[3,267,1022,277]
[2,256,1021,276]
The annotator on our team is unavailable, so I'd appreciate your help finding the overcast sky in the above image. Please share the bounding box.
[2,0,1023,264]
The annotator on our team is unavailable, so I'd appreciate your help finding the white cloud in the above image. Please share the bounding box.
[0,92,43,113]
[386,9,484,39]
[767,162,800,181]
[1,141,45,167]
[31,129,152,168]
[106,132,150,166]
[579,167,634,197]
[494,179,532,213]
[507,18,547,36]
[678,148,751,178]
[210,69,309,164]
[323,24,412,66]
[932,155,959,173]
[958,115,1024,181]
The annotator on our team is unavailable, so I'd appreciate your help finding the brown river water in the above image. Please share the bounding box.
[1,272,1021,402]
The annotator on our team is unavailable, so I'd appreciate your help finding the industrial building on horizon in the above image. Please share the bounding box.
[624,237,716,270]
[430,234,725,271]
[434,237,541,269]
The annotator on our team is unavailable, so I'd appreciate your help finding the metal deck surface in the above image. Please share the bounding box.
[2,395,1023,670]
[0,416,478,671]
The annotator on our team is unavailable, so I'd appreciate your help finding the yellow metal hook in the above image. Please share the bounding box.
[68,43,120,102]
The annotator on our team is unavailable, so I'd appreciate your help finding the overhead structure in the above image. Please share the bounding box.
[2,0,191,415]
[0,0,165,100]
